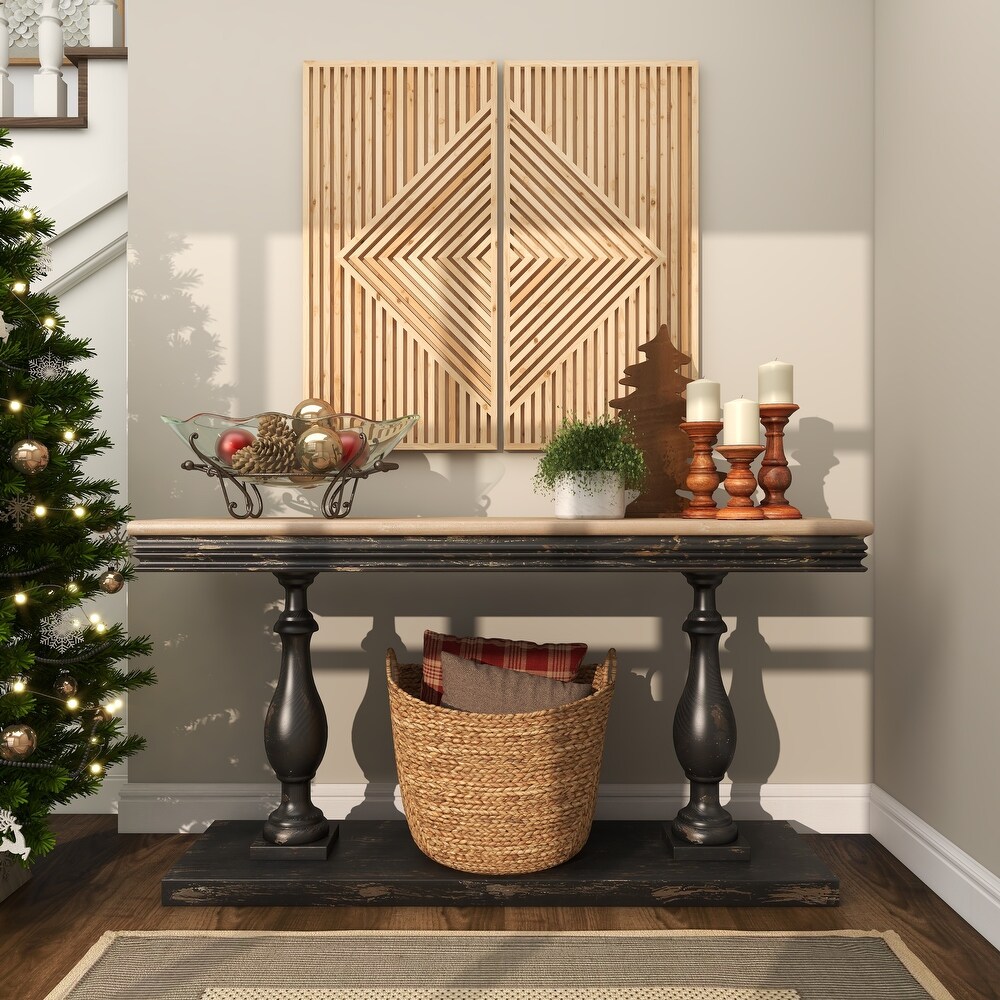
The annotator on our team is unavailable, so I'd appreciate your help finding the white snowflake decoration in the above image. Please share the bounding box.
[0,809,30,860]
[39,612,85,653]
[28,352,70,381]
[0,309,13,342]
[0,494,37,531]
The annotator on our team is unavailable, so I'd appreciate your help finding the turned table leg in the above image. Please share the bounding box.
[671,571,740,847]
[260,571,331,848]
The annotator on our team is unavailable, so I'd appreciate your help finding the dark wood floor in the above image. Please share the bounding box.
[1,816,997,1000]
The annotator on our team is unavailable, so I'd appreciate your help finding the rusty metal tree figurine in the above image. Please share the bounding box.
[610,324,693,517]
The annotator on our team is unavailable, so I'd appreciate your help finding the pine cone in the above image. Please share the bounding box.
[253,434,296,474]
[231,445,262,475]
[229,415,298,476]
[258,412,292,439]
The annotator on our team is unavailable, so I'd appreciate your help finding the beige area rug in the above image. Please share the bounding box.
[45,930,955,1000]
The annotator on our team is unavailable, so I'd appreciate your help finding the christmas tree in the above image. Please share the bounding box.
[609,323,694,516]
[0,128,153,868]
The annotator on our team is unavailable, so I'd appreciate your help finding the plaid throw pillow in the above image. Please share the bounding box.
[420,630,588,705]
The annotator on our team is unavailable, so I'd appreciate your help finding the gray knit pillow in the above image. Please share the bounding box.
[440,651,592,714]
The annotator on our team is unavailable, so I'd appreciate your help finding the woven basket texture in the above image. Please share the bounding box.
[386,648,616,875]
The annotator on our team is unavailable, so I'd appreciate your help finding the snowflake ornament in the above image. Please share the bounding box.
[0,309,13,342]
[28,352,71,381]
[39,612,85,653]
[0,494,37,531]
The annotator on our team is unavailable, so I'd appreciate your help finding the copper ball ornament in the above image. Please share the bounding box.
[296,426,343,474]
[53,672,78,697]
[292,398,338,435]
[0,723,38,761]
[99,569,126,594]
[10,439,49,475]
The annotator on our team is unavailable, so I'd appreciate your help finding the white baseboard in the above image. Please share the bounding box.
[117,781,872,835]
[870,786,1000,951]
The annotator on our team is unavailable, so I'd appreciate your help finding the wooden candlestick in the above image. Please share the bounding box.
[680,421,723,518]
[716,445,765,520]
[758,403,802,519]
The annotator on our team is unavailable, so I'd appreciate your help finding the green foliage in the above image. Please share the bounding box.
[533,415,646,495]
[0,128,155,867]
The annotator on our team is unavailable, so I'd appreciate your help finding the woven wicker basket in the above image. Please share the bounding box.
[385,648,616,875]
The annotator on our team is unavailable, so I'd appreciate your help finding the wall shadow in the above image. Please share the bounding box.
[724,614,780,820]
[786,416,839,518]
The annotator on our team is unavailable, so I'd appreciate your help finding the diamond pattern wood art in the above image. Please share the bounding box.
[503,63,699,449]
[304,63,498,449]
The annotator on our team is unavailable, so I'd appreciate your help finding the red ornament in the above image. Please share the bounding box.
[216,428,256,465]
[338,429,370,470]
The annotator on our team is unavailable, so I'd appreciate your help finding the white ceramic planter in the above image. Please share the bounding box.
[553,472,626,519]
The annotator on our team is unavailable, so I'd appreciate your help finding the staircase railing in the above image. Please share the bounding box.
[0,0,125,127]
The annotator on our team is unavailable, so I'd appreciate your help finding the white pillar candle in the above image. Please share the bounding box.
[722,398,760,446]
[758,360,794,404]
[685,379,722,421]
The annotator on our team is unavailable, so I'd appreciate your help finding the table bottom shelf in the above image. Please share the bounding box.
[161,819,839,907]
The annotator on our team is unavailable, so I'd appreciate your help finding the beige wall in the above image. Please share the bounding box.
[127,1,873,802]
[874,0,1000,873]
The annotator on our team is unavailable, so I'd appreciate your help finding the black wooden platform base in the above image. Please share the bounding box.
[162,819,839,907]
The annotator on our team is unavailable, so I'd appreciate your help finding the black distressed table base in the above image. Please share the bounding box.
[162,819,838,907]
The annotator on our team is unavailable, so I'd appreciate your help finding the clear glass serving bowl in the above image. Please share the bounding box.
[161,411,419,518]
[162,411,418,484]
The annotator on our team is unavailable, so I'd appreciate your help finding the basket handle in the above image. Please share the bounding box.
[602,648,617,688]
[385,648,399,688]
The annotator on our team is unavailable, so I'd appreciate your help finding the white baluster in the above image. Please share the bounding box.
[89,0,122,48]
[0,7,14,118]
[34,0,67,117]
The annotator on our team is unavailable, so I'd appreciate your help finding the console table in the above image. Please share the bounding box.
[129,516,871,906]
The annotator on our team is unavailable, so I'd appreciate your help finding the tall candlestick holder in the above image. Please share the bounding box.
[680,420,724,518]
[716,445,765,520]
[758,403,802,519]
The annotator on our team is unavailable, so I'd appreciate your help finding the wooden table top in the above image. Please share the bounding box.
[128,516,873,538]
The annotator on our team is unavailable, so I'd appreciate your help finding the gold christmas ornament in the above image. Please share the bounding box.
[10,438,49,475]
[296,426,343,474]
[99,569,125,594]
[0,723,38,761]
[53,672,78,697]
[292,398,337,435]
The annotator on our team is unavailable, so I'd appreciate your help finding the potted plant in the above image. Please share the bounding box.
[533,416,646,518]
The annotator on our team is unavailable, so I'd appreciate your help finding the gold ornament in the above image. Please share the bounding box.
[99,569,125,594]
[292,398,338,435]
[0,724,37,761]
[53,672,78,697]
[296,426,343,474]
[10,439,49,475]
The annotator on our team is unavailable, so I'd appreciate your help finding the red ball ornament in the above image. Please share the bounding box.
[338,429,370,470]
[215,428,256,465]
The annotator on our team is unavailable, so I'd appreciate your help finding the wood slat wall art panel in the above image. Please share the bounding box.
[503,62,699,450]
[304,62,499,449]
